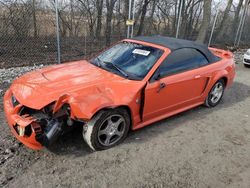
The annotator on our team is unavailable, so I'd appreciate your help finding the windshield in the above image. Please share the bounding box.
[90,42,163,80]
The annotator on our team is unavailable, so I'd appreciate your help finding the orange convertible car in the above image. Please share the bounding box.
[4,36,235,151]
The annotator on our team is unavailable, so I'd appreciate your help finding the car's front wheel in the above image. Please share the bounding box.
[205,79,225,107]
[82,108,130,151]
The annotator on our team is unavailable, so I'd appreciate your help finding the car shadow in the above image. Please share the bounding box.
[48,81,250,155]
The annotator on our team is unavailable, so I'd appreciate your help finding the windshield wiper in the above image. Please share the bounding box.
[104,62,128,78]
[93,57,129,78]
[96,57,102,67]
[90,57,101,67]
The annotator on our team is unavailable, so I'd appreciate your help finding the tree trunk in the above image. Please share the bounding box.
[196,0,211,43]
[106,11,112,45]
[172,0,178,36]
[137,0,150,36]
[96,0,104,39]
[148,0,157,35]
[105,0,118,46]
[116,0,122,37]
[232,0,244,34]
[216,0,233,41]
[69,0,74,37]
[123,0,129,36]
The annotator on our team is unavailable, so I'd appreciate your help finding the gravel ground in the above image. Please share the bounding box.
[0,51,250,188]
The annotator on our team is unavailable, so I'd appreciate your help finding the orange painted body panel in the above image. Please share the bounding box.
[4,89,42,149]
[3,39,235,150]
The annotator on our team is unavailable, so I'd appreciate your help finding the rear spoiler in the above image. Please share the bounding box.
[209,47,233,59]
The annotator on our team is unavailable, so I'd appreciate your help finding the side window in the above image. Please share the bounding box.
[158,48,209,78]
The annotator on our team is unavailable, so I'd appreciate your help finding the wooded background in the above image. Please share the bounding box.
[0,0,250,68]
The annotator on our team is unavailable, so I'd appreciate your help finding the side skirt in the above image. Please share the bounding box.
[133,101,204,130]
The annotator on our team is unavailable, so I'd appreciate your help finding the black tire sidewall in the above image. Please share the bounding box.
[206,79,225,107]
[244,64,250,68]
[90,108,130,150]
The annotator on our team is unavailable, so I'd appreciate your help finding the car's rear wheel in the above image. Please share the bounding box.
[205,79,225,107]
[82,108,130,151]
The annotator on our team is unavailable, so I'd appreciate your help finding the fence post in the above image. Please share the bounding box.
[236,1,249,47]
[55,0,61,64]
[234,0,249,47]
[84,34,87,57]
[131,0,136,38]
[127,0,132,38]
[208,9,219,46]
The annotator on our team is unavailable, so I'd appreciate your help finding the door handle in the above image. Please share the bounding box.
[157,82,166,93]
[194,75,201,79]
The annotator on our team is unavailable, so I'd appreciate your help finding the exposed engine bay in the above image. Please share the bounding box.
[15,102,76,147]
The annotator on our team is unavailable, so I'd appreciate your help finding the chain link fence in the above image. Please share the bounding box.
[0,0,59,68]
[0,0,127,68]
[0,0,249,69]
[207,4,250,49]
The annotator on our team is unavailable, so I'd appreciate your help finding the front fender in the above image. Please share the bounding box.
[69,94,115,120]
[52,82,145,123]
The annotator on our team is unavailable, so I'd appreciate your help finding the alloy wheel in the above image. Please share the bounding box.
[210,82,224,104]
[97,114,126,146]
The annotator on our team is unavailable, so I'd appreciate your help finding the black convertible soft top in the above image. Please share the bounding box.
[132,35,219,63]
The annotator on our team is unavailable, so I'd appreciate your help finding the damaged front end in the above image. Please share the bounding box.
[4,89,77,149]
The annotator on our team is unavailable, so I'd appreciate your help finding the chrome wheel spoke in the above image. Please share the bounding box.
[211,90,217,96]
[107,117,113,125]
[98,129,108,136]
[104,134,112,145]
[211,96,218,103]
[113,118,124,128]
[115,130,123,136]
[210,82,223,104]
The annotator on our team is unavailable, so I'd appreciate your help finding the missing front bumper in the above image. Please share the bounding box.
[4,89,65,149]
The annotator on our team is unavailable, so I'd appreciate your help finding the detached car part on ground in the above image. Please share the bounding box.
[3,36,235,151]
[243,49,250,67]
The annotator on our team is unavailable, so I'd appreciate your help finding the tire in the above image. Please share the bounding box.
[82,108,130,151]
[244,64,250,68]
[205,79,225,107]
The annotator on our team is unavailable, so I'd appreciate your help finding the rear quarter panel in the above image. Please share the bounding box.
[203,48,235,96]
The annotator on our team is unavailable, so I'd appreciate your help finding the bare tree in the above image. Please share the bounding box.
[2,0,33,40]
[180,0,202,39]
[78,0,97,38]
[105,0,118,45]
[122,0,129,35]
[157,0,175,35]
[137,0,151,36]
[215,0,233,41]
[196,0,211,43]
[232,0,244,34]
[96,0,103,39]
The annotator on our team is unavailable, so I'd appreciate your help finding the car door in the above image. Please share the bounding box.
[143,48,210,121]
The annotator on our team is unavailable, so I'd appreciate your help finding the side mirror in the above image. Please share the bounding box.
[154,72,161,80]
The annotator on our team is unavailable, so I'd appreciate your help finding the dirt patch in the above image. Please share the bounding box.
[0,51,250,187]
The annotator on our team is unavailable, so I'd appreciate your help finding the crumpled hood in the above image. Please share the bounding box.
[11,60,144,110]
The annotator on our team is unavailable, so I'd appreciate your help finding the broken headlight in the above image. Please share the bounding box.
[11,95,19,107]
